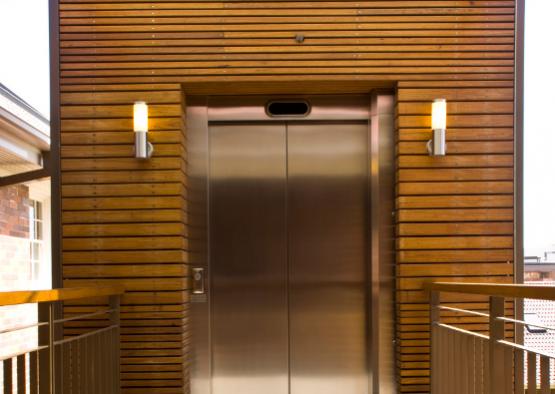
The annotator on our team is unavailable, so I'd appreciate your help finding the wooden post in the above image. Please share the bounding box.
[489,296,506,394]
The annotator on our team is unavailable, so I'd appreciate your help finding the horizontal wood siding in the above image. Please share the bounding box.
[57,1,516,393]
[60,81,189,394]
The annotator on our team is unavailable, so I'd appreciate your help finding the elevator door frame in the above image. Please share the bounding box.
[187,93,396,394]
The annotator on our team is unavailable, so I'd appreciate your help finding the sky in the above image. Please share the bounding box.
[0,0,50,118]
[523,2,555,255]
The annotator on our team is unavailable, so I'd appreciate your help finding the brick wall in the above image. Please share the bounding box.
[0,184,36,360]
[0,184,30,238]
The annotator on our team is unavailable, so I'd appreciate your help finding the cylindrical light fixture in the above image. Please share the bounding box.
[133,101,153,159]
[427,98,447,156]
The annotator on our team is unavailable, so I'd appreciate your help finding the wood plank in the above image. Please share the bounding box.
[62,210,186,224]
[59,2,515,10]
[397,208,513,222]
[397,168,513,182]
[397,222,513,236]
[398,249,513,263]
[398,155,513,169]
[0,286,124,307]
[398,141,513,155]
[59,7,516,17]
[398,263,513,276]
[397,236,513,250]
[425,283,555,301]
[398,181,513,195]
[62,236,187,251]
[399,127,514,142]
[397,195,513,209]
[62,265,188,278]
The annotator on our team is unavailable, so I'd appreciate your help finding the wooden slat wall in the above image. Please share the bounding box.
[60,83,189,394]
[56,1,516,393]
[396,80,514,392]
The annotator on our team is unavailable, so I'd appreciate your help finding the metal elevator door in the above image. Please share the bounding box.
[209,121,369,394]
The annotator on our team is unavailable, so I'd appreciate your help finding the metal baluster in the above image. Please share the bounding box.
[53,302,63,394]
[527,352,537,394]
[110,328,115,394]
[438,325,443,394]
[430,291,441,394]
[461,331,468,394]
[62,343,70,394]
[446,328,449,394]
[503,345,513,393]
[81,335,88,394]
[95,329,101,394]
[483,337,490,393]
[90,335,95,394]
[91,332,96,394]
[540,355,550,394]
[474,337,483,394]
[451,328,458,394]
[431,324,437,394]
[30,351,38,394]
[109,295,121,394]
[447,330,456,392]
[456,331,462,394]
[72,340,79,394]
[38,303,51,394]
[515,348,525,394]
[103,330,109,394]
[4,358,13,393]
[463,331,471,394]
[17,354,26,394]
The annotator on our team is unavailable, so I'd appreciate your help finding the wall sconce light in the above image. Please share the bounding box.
[427,98,447,156]
[133,101,153,159]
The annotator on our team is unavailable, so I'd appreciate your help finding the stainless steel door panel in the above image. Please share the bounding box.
[288,122,369,394]
[209,123,289,394]
[188,98,211,394]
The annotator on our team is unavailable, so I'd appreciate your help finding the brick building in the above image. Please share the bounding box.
[0,83,50,360]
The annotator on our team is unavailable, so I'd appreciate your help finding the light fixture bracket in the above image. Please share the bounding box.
[134,130,154,159]
[427,128,446,156]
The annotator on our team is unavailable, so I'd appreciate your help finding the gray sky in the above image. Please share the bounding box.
[0,0,50,118]
[0,1,551,254]
[524,1,555,254]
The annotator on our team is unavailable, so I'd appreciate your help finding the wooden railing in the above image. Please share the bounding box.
[0,285,124,393]
[426,282,555,394]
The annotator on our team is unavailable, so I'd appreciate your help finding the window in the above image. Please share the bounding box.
[29,200,43,281]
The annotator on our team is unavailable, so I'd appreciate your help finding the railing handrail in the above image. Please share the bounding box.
[0,286,123,393]
[0,285,125,307]
[428,281,555,393]
[425,281,555,301]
